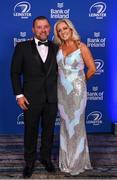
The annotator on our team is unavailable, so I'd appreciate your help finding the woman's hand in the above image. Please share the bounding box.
[80,42,96,80]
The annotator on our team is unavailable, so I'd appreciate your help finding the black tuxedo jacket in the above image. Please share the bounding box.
[11,39,58,105]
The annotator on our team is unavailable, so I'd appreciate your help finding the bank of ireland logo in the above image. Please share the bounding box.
[14,31,29,47]
[13,1,31,19]
[87,86,104,101]
[20,32,26,37]
[89,2,106,19]
[94,59,104,75]
[17,113,24,125]
[50,2,70,19]
[57,2,64,8]
[87,111,102,126]
[92,86,98,91]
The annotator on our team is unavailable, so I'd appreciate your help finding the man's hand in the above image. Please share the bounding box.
[17,96,29,110]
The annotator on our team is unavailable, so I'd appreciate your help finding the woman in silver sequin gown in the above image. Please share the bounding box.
[54,19,96,175]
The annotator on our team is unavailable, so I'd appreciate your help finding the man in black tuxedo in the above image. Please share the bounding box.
[11,16,58,178]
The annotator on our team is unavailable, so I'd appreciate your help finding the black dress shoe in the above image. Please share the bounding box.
[23,162,35,178]
[40,159,56,172]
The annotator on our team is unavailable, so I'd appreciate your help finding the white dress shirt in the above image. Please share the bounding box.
[16,37,48,100]
[35,37,48,63]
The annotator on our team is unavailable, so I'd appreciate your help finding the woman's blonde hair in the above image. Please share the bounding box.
[53,19,80,45]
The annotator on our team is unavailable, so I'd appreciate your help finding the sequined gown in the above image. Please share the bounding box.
[57,48,92,175]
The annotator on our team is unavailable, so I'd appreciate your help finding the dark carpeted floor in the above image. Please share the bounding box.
[0,134,117,179]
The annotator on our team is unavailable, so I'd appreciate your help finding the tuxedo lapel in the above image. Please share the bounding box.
[30,39,55,77]
[45,41,55,77]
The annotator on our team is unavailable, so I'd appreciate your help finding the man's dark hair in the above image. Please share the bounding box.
[33,16,50,27]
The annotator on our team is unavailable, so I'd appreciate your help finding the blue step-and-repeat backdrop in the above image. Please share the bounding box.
[0,0,117,134]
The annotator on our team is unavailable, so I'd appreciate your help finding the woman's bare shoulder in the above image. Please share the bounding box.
[80,42,87,49]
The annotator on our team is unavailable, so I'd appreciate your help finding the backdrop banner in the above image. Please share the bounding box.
[0,0,114,134]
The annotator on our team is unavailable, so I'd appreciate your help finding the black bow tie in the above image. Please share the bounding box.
[38,41,49,46]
